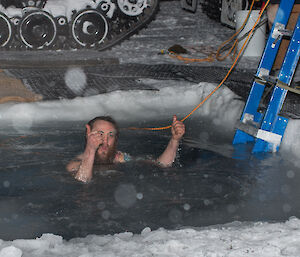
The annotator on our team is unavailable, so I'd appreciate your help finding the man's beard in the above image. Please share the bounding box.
[94,143,117,165]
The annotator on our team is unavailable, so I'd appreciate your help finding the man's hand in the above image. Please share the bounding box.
[156,115,185,167]
[171,115,185,141]
[85,124,103,152]
[69,124,103,183]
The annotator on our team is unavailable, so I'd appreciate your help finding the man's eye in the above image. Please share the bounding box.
[109,133,115,137]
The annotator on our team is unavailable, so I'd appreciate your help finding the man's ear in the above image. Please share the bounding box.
[86,124,91,134]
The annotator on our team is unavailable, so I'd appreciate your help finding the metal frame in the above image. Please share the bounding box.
[233,0,299,153]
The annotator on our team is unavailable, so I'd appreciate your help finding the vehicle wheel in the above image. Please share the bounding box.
[18,10,57,49]
[0,12,13,47]
[70,9,109,48]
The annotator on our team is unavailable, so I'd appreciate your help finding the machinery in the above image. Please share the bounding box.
[182,0,262,28]
[0,0,159,50]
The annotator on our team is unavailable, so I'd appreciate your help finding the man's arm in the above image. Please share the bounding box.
[74,148,96,182]
[66,125,103,183]
[66,155,82,173]
[157,115,185,167]
[66,151,94,182]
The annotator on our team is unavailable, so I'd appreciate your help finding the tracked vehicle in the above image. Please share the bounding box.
[0,0,159,50]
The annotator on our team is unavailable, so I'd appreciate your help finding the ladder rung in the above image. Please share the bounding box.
[256,130,282,150]
[254,75,300,95]
[235,121,258,138]
[254,75,277,86]
[276,80,300,94]
[278,29,293,37]
[271,24,293,48]
[236,121,282,148]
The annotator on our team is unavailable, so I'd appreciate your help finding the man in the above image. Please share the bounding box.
[67,115,185,182]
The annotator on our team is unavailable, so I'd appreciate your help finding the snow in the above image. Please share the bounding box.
[1,0,300,256]
[64,67,87,95]
[0,6,22,17]
[0,246,22,257]
[0,217,300,256]
[43,0,96,21]
[281,119,300,165]
[0,81,243,136]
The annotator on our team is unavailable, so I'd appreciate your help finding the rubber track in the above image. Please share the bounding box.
[97,1,160,51]
[0,0,160,51]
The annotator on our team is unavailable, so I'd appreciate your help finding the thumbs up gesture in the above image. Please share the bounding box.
[171,115,185,141]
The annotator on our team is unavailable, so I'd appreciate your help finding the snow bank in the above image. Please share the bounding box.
[0,81,243,133]
[1,77,300,158]
[280,119,300,167]
[1,217,300,257]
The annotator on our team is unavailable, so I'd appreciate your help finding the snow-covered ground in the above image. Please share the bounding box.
[1,217,300,257]
[0,1,300,256]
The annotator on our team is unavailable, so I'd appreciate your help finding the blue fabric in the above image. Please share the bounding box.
[123,152,132,162]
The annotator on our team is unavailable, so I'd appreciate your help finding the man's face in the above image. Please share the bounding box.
[89,120,117,164]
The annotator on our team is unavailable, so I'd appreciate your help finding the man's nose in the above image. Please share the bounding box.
[103,135,109,145]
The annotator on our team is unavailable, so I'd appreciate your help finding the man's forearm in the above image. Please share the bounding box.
[157,138,179,167]
[75,148,95,182]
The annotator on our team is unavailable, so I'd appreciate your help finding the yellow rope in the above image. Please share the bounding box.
[168,52,215,63]
[168,0,258,63]
[216,0,257,61]
[129,0,270,131]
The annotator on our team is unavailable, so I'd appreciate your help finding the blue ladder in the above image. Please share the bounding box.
[233,0,300,153]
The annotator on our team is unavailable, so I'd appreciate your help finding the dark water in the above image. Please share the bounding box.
[0,120,300,240]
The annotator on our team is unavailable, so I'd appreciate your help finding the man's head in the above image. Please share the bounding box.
[86,116,119,164]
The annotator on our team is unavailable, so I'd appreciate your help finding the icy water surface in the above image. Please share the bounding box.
[0,119,300,241]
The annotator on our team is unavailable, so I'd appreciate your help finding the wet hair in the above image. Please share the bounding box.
[86,116,119,140]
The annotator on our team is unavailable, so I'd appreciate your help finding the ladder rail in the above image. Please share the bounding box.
[233,0,295,146]
[233,0,299,153]
[253,15,300,152]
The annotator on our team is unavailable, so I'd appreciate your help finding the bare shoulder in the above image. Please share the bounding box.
[114,151,132,163]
